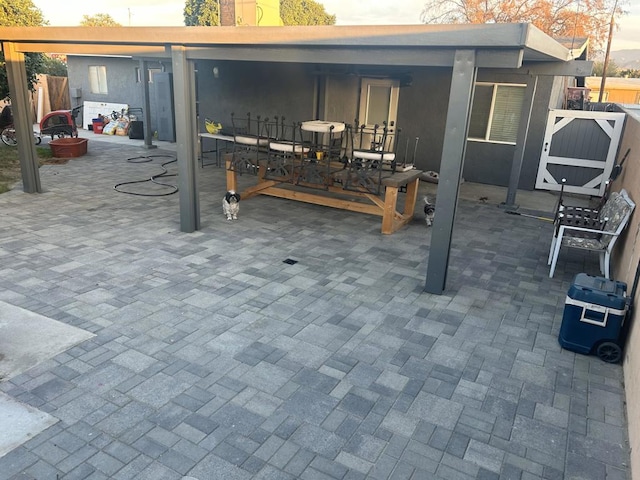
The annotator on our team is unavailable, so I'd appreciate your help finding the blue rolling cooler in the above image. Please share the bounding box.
[559,273,628,363]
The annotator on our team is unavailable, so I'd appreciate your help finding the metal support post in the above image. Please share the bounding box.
[503,75,538,208]
[425,49,476,294]
[171,45,200,232]
[3,42,41,193]
[139,60,156,149]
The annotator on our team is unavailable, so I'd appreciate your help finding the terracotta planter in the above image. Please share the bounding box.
[49,138,88,158]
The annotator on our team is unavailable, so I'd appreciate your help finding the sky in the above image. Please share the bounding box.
[31,0,640,52]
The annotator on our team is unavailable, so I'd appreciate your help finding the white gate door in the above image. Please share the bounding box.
[535,109,626,196]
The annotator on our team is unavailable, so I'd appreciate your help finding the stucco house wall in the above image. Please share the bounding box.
[462,73,564,189]
[609,109,640,479]
[197,62,563,188]
[395,68,451,173]
[66,56,166,133]
[67,55,570,189]
[196,63,455,174]
[195,60,317,133]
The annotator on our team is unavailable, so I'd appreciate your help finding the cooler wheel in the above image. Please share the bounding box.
[596,341,622,364]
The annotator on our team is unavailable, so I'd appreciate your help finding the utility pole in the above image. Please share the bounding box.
[598,0,618,103]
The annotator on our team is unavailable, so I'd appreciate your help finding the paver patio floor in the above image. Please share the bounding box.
[0,138,629,479]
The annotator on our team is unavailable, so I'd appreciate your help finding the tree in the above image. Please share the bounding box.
[0,0,45,26]
[183,0,335,26]
[420,0,627,53]
[38,55,68,77]
[0,0,47,100]
[184,0,219,26]
[280,0,335,25]
[592,59,619,77]
[619,69,640,78]
[80,13,121,26]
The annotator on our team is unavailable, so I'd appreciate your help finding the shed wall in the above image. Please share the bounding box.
[66,56,165,133]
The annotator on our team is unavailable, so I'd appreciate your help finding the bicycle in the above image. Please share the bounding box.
[0,105,42,146]
[110,109,129,122]
[1,125,42,146]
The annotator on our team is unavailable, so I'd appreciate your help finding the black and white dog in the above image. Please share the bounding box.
[424,196,435,226]
[223,190,241,220]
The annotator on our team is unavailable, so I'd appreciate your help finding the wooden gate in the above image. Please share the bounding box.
[535,109,626,196]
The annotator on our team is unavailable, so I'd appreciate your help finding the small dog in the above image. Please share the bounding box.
[223,190,241,220]
[424,196,435,226]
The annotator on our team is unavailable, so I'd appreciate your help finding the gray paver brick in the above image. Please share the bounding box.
[241,454,267,474]
[339,393,375,418]
[62,464,98,480]
[103,441,139,464]
[280,390,339,426]
[511,415,566,456]
[0,447,39,478]
[132,436,168,459]
[463,439,504,473]
[23,459,60,479]
[311,455,350,478]
[254,435,286,462]
[211,402,266,435]
[291,423,346,458]
[188,453,252,479]
[111,455,154,480]
[408,392,463,430]
[87,451,125,476]
[183,413,219,434]
[135,460,182,480]
[299,467,337,480]
[293,368,340,394]
[31,441,68,465]
[567,432,628,467]
[389,461,414,479]
[0,145,631,480]
[565,452,606,479]
[283,447,315,476]
[55,444,99,473]
[344,433,386,463]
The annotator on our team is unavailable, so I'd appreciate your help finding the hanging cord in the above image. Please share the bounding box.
[570,0,581,54]
[114,154,178,196]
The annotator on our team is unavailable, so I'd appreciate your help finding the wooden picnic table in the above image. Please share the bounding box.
[225,154,421,234]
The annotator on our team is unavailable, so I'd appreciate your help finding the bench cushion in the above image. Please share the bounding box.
[269,141,310,154]
[301,121,345,133]
[353,150,396,162]
[235,135,269,147]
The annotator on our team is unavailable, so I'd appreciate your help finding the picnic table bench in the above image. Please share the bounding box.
[224,154,422,234]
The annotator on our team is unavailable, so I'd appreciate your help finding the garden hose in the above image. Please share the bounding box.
[114,154,178,196]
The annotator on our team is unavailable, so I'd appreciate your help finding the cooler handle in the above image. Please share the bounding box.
[580,303,609,327]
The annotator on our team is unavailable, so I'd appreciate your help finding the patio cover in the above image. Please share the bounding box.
[1,23,591,293]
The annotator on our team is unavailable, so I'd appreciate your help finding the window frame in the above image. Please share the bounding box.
[358,77,399,128]
[147,68,161,83]
[88,65,108,94]
[467,82,526,145]
[135,67,162,83]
